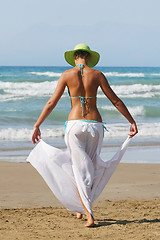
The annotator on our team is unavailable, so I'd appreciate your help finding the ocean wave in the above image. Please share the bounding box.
[0,81,58,90]
[28,71,160,78]
[118,93,160,98]
[151,73,160,76]
[0,74,14,77]
[104,122,160,138]
[0,81,58,102]
[98,84,160,99]
[0,96,26,102]
[2,109,22,112]
[103,72,145,77]
[101,105,145,116]
[0,122,160,140]
[112,84,160,93]
[0,127,64,141]
[0,81,160,102]
[111,84,160,99]
[29,72,62,77]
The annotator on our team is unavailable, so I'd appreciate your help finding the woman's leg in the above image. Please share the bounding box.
[77,189,94,226]
[65,121,102,226]
[76,212,83,219]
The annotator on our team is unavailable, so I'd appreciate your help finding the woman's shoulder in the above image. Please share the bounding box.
[88,68,104,78]
[59,69,75,81]
[62,67,104,79]
[91,68,102,74]
[63,68,76,76]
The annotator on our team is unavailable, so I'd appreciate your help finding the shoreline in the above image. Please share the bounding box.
[0,143,160,164]
[1,141,160,152]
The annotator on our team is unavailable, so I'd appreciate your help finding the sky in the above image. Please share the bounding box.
[0,0,160,66]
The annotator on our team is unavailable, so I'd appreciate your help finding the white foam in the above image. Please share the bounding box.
[0,122,160,140]
[0,127,64,141]
[104,122,160,138]
[3,109,22,112]
[101,105,145,116]
[0,81,58,102]
[112,84,160,94]
[0,96,26,102]
[118,93,160,98]
[98,84,160,99]
[151,73,160,76]
[112,84,160,99]
[103,72,145,77]
[0,81,58,91]
[1,81,160,102]
[101,106,116,110]
[29,72,62,77]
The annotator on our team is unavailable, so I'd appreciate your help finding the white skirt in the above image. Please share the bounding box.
[26,120,131,216]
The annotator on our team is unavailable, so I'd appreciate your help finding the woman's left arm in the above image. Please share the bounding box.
[32,73,66,143]
[99,72,138,138]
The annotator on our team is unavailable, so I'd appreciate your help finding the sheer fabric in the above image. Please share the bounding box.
[27,120,130,215]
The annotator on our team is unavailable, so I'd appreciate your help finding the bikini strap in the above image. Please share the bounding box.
[71,96,87,116]
[79,96,87,116]
[68,89,71,97]
[76,64,85,76]
[68,64,96,116]
[70,95,96,116]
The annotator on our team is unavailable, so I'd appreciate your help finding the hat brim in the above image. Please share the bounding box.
[64,49,100,68]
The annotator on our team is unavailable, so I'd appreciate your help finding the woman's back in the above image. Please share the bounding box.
[64,65,102,121]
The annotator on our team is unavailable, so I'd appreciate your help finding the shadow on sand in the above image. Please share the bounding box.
[93,218,160,228]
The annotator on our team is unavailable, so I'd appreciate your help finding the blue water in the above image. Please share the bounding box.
[0,66,160,162]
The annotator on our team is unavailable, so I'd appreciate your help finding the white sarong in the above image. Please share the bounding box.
[26,120,131,216]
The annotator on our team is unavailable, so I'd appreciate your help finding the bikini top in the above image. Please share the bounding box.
[69,64,96,116]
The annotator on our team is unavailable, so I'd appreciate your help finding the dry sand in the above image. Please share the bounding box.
[0,161,160,240]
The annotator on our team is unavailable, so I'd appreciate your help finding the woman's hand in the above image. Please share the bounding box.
[32,126,41,144]
[129,122,138,138]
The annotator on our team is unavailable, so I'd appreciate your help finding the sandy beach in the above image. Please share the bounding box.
[0,161,160,240]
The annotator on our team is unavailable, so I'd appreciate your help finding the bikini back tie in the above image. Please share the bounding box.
[76,64,85,76]
[68,64,96,116]
[71,95,96,116]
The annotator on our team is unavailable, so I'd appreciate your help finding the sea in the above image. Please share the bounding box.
[0,66,160,163]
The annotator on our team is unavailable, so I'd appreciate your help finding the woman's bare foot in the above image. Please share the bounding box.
[85,213,94,227]
[76,212,83,219]
[76,188,94,226]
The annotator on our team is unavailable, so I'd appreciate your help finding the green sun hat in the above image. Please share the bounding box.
[64,43,100,67]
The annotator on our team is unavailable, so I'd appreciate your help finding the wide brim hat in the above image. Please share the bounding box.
[64,43,100,68]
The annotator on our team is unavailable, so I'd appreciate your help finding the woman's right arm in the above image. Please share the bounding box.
[99,72,138,138]
[32,73,67,143]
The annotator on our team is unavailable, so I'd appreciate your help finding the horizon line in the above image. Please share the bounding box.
[0,65,160,68]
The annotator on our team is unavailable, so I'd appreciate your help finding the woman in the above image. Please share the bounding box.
[27,43,138,227]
